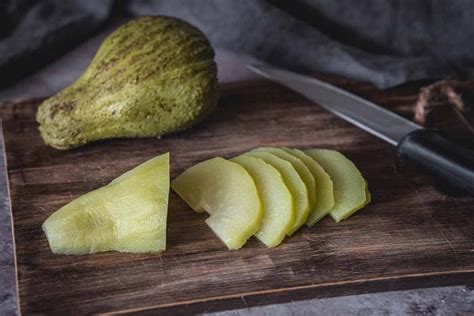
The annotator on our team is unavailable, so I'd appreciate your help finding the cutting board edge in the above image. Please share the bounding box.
[109,270,474,315]
[0,119,21,315]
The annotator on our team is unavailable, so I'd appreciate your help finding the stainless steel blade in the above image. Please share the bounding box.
[248,63,421,145]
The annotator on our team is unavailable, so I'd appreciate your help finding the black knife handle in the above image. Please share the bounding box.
[397,129,474,196]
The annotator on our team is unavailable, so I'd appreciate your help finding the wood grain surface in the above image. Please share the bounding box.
[2,77,474,315]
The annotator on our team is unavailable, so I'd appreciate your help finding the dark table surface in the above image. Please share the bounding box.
[1,25,473,316]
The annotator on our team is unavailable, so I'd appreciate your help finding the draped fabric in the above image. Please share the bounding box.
[2,0,474,89]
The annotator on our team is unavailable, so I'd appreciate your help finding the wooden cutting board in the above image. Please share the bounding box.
[2,77,474,315]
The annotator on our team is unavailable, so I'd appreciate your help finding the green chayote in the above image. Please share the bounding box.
[37,16,218,150]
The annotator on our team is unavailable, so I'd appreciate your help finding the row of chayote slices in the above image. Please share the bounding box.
[172,147,370,249]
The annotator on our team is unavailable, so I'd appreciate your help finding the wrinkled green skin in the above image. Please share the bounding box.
[37,16,219,150]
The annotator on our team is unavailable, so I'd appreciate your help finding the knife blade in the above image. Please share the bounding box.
[248,64,420,146]
[248,63,474,195]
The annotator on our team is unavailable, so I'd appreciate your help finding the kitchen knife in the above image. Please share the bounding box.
[248,63,474,196]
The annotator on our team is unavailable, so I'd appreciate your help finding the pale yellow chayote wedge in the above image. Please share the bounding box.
[171,157,262,249]
[284,148,334,226]
[245,151,309,236]
[43,153,170,255]
[232,155,295,247]
[305,149,369,222]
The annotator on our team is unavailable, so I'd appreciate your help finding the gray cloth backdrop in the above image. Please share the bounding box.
[2,0,474,89]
